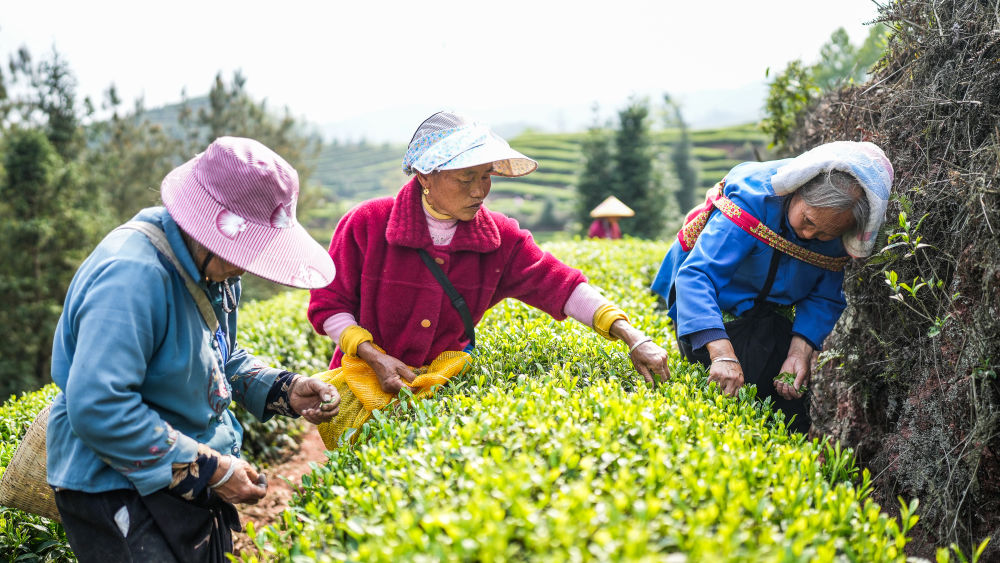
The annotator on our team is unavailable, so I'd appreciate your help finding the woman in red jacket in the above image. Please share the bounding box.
[308,112,669,393]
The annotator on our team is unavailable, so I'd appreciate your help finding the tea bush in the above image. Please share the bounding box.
[0,239,925,561]
[236,290,333,466]
[0,290,329,560]
[0,384,72,562]
[240,239,920,562]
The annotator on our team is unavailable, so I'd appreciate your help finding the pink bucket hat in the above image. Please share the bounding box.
[161,136,335,289]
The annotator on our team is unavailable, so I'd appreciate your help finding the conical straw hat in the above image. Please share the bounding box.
[590,196,635,218]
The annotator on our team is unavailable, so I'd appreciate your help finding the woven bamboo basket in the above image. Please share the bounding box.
[0,403,61,521]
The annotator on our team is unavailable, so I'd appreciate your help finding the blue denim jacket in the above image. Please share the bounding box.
[651,160,848,351]
[46,207,282,495]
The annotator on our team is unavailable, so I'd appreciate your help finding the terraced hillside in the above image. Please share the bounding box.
[307,123,768,234]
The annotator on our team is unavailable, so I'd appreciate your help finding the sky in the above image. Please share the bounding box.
[2,0,885,142]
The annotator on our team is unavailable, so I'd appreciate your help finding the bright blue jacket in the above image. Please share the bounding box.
[46,207,282,495]
[650,160,848,351]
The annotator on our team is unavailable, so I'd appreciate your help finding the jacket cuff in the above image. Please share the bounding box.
[241,367,281,420]
[687,328,729,351]
[263,371,300,418]
[129,432,200,496]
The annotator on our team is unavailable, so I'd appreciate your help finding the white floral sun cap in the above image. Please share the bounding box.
[771,141,894,258]
[401,111,538,177]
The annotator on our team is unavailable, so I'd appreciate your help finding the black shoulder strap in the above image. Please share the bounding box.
[417,249,475,349]
[756,248,783,304]
[754,202,790,306]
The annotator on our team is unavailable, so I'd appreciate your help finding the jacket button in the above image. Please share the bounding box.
[421,319,431,328]
[434,257,444,265]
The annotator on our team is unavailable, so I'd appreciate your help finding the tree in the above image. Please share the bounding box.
[0,45,109,397]
[84,86,184,222]
[761,60,821,151]
[813,24,891,90]
[0,129,99,397]
[180,71,322,300]
[762,24,891,151]
[180,71,320,185]
[576,106,615,234]
[1,47,84,160]
[612,97,667,239]
[534,197,561,231]
[664,94,699,215]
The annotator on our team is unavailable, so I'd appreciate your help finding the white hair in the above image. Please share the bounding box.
[798,170,870,232]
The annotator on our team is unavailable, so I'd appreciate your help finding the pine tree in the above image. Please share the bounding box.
[180,71,322,300]
[664,94,699,215]
[576,107,615,234]
[0,129,98,397]
[2,47,84,160]
[180,71,320,190]
[84,86,184,222]
[612,98,666,238]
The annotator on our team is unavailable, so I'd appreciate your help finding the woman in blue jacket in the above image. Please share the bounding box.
[46,137,341,562]
[651,141,893,433]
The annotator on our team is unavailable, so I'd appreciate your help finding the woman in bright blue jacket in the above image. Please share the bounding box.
[651,141,893,433]
[47,137,341,562]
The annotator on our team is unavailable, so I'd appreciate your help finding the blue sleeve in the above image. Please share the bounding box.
[791,268,847,351]
[673,199,759,338]
[62,260,199,495]
[688,328,729,350]
[224,347,281,421]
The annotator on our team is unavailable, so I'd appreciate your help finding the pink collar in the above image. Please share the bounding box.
[386,177,502,252]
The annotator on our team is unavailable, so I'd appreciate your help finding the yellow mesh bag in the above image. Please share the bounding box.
[316,347,471,449]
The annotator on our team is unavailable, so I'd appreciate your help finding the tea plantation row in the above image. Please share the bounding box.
[1,238,931,561]
[238,239,922,562]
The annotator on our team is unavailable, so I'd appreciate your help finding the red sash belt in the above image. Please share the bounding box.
[678,182,849,272]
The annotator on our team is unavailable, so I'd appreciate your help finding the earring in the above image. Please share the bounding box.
[423,187,430,195]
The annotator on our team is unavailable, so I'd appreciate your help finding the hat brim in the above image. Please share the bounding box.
[437,141,538,177]
[162,155,335,289]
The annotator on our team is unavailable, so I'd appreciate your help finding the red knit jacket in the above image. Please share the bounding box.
[308,178,587,368]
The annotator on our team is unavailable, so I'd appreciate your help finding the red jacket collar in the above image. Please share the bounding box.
[386,177,502,252]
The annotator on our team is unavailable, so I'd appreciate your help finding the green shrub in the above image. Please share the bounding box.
[0,384,73,562]
[488,181,576,200]
[0,290,328,560]
[240,239,919,562]
[244,364,916,562]
[236,290,333,466]
[517,148,582,163]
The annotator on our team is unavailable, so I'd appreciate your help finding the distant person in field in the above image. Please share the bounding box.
[651,141,893,433]
[308,111,670,448]
[47,137,341,562]
[587,195,633,239]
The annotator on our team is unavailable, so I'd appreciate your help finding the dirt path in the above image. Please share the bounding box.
[233,426,328,556]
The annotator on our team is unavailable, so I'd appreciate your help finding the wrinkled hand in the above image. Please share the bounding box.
[358,342,416,395]
[628,340,670,386]
[211,456,267,505]
[289,375,340,424]
[775,336,813,400]
[609,320,670,387]
[708,359,744,396]
[705,338,743,396]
